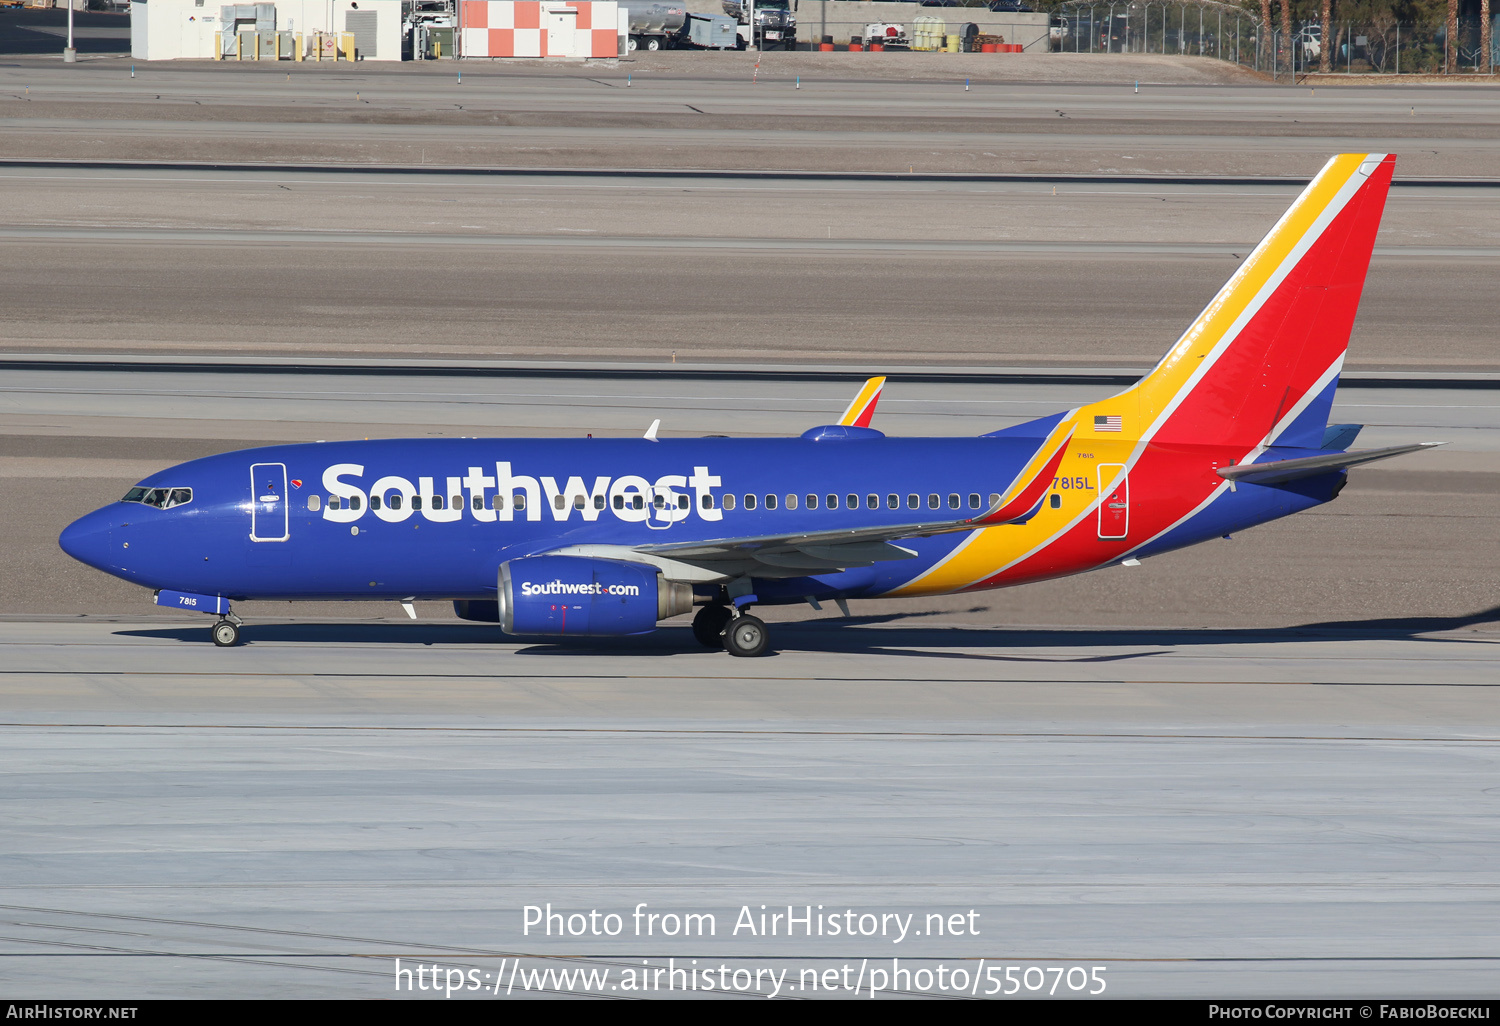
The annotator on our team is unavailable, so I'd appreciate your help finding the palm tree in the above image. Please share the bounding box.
[1446,0,1458,72]
[1260,0,1273,70]
[1279,0,1292,73]
[1320,0,1331,72]
[1483,0,1492,74]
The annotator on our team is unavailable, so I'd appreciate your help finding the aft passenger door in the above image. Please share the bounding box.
[1097,464,1128,540]
[250,462,290,542]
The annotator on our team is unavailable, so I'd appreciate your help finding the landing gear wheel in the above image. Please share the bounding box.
[212,618,240,647]
[724,614,769,658]
[692,604,733,649]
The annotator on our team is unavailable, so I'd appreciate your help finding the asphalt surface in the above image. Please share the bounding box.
[2,166,1497,372]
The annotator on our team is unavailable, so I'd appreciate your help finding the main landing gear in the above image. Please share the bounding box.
[211,612,244,647]
[692,603,769,657]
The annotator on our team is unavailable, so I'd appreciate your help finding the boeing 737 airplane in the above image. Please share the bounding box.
[60,153,1435,656]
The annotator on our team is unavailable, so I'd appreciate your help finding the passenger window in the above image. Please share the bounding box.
[866,494,877,510]
[848,494,858,510]
[786,494,798,510]
[433,495,445,510]
[948,493,960,510]
[554,495,566,511]
[907,494,919,509]
[594,495,606,510]
[723,494,736,511]
[452,494,462,509]
[632,495,644,510]
[886,494,898,510]
[745,494,757,511]
[371,495,383,511]
[677,495,688,510]
[1050,493,1062,509]
[308,495,322,512]
[828,494,839,510]
[350,495,362,511]
[968,493,980,509]
[701,494,715,510]
[470,495,481,511]
[491,495,502,510]
[988,493,1001,508]
[928,494,939,509]
[412,496,423,510]
[653,494,665,509]
[389,494,402,510]
[805,494,818,510]
[614,494,625,510]
[328,496,341,511]
[765,494,778,511]
[514,495,526,511]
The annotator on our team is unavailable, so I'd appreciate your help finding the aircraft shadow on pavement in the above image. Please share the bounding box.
[113,604,1500,660]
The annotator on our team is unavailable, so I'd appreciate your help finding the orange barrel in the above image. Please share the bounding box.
[870,42,884,51]
[820,42,834,51]
[981,42,994,52]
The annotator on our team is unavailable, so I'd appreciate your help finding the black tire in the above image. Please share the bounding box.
[212,619,240,647]
[724,614,769,658]
[692,604,733,649]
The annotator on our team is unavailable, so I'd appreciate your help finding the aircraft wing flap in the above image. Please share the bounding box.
[1217,442,1441,485]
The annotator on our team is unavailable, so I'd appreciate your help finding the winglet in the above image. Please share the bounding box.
[974,431,1073,526]
[837,377,887,428]
[644,419,661,442]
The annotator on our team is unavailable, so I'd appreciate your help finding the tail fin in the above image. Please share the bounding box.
[1086,154,1395,452]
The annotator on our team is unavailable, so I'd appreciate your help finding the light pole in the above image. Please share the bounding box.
[63,0,76,62]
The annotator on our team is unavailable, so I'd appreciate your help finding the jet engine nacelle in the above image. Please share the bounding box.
[498,555,694,636]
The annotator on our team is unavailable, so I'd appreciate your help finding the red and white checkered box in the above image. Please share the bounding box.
[461,1,621,58]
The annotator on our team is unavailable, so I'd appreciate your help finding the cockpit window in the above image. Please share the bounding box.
[121,486,192,509]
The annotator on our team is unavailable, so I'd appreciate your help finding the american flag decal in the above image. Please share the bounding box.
[1094,415,1122,432]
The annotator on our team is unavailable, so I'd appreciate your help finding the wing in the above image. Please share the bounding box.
[634,430,1073,578]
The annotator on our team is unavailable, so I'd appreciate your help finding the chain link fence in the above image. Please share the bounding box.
[1054,1,1497,77]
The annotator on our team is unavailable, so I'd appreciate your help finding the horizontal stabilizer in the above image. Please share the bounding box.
[1217,443,1441,486]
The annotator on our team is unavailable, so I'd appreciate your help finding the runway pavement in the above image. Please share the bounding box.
[2,165,1497,371]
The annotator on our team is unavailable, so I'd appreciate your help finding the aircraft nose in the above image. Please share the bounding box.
[59,507,114,570]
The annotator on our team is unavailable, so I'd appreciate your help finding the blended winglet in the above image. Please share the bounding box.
[837,377,887,429]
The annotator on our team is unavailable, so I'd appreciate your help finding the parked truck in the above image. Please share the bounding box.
[721,0,797,50]
[620,0,687,51]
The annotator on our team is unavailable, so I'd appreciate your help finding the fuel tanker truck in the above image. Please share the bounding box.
[620,0,688,50]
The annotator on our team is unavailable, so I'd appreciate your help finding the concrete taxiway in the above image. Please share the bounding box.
[1,618,1497,998]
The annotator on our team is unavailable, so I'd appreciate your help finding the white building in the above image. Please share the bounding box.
[130,0,403,61]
